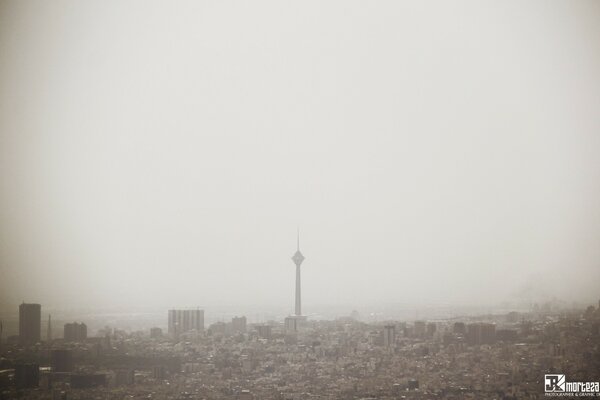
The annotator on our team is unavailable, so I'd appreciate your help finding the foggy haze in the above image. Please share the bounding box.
[1,1,599,313]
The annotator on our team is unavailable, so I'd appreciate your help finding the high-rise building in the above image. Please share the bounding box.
[453,322,466,335]
[413,320,426,338]
[232,316,247,333]
[256,325,272,339]
[480,323,496,344]
[168,309,204,339]
[284,316,299,332]
[19,303,41,345]
[466,322,496,345]
[427,322,437,338]
[383,325,396,348]
[64,322,87,342]
[208,322,227,336]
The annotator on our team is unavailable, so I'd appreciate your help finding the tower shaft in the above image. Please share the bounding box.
[295,264,301,316]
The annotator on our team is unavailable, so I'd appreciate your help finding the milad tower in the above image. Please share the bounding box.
[286,230,307,330]
[291,230,305,316]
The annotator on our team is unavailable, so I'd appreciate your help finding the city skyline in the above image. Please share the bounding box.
[0,0,598,397]
[1,294,598,398]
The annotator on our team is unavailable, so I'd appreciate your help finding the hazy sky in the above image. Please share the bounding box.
[1,1,599,313]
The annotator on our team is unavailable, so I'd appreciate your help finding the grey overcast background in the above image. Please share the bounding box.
[0,1,599,313]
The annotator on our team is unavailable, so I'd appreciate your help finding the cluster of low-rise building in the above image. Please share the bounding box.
[1,302,599,399]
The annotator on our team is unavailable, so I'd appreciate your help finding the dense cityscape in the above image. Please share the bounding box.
[1,300,600,399]
[0,239,599,399]
[2,0,599,398]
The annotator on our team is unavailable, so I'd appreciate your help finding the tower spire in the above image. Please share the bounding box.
[297,227,300,251]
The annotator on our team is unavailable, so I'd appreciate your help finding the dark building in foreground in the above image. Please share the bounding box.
[51,349,74,372]
[115,369,135,386]
[15,364,39,388]
[70,374,107,389]
[19,303,41,345]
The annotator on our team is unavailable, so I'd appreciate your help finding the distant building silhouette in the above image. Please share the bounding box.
[466,322,496,345]
[208,322,227,336]
[383,325,396,348]
[150,327,163,339]
[64,322,87,342]
[168,309,204,339]
[496,328,518,342]
[413,320,426,338]
[19,303,41,345]
[232,316,247,333]
[256,325,272,339]
[453,322,466,335]
[427,322,437,338]
[284,316,299,332]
